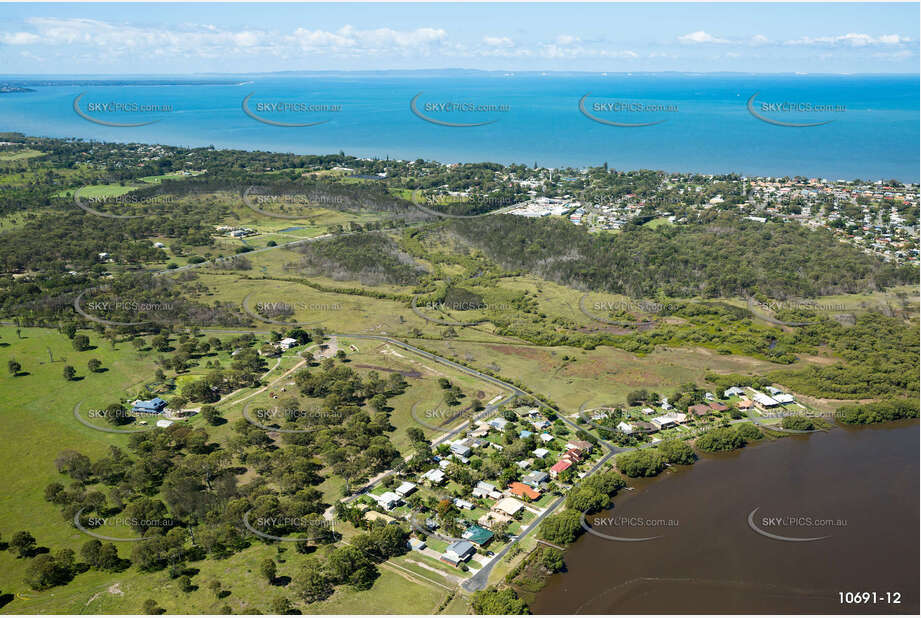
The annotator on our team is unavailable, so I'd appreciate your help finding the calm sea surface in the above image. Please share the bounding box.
[0,73,918,181]
[531,421,919,614]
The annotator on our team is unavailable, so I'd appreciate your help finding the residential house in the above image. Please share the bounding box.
[422,468,446,485]
[473,481,502,500]
[751,391,780,411]
[617,421,634,434]
[450,440,472,457]
[688,404,712,418]
[566,448,585,462]
[724,387,746,398]
[549,459,573,478]
[651,415,677,430]
[408,538,427,552]
[532,448,550,459]
[566,440,593,453]
[708,402,729,413]
[453,497,474,510]
[488,418,509,432]
[462,525,494,547]
[277,337,299,350]
[441,540,476,566]
[395,482,417,497]
[522,470,549,489]
[376,491,402,511]
[508,482,541,501]
[539,432,554,443]
[737,398,754,410]
[132,397,167,415]
[493,497,525,517]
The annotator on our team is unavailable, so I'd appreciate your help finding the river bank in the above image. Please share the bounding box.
[530,420,919,614]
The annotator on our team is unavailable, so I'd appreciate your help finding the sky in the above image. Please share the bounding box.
[0,2,918,75]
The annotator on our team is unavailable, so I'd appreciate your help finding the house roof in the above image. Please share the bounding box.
[550,459,572,473]
[689,404,712,416]
[494,497,525,515]
[708,402,729,412]
[508,482,541,500]
[446,540,475,556]
[462,525,494,545]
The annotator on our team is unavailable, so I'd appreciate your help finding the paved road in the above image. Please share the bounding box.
[331,334,622,592]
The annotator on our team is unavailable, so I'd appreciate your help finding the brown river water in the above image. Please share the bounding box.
[531,421,919,614]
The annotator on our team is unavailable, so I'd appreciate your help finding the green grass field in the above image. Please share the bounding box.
[0,148,45,161]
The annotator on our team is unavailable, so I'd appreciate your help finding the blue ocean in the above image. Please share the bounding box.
[1,73,918,181]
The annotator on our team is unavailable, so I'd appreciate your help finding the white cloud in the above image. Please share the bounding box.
[482,36,514,48]
[555,34,580,46]
[785,33,910,47]
[0,18,447,59]
[750,34,770,46]
[0,31,41,45]
[678,31,729,44]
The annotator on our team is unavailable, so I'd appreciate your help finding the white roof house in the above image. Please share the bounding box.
[493,497,525,516]
[617,421,634,435]
[450,440,472,457]
[473,481,502,499]
[532,448,550,458]
[423,468,446,484]
[774,393,795,404]
[376,491,402,510]
[395,481,417,497]
[651,415,677,430]
[278,337,299,350]
[724,387,746,398]
[539,432,554,443]
[453,497,474,510]
[751,392,780,407]
[488,418,509,431]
